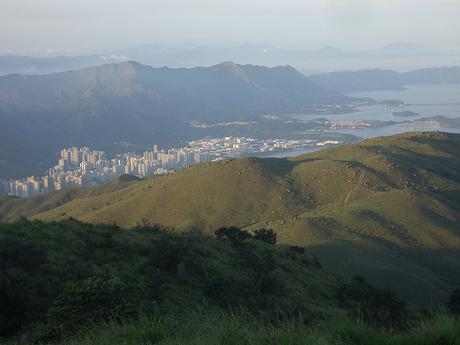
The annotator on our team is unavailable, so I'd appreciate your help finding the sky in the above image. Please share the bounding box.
[1,0,460,54]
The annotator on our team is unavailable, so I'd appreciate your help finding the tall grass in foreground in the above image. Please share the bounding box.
[41,312,459,345]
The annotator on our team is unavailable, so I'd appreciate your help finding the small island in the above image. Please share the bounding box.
[393,110,419,117]
[381,99,405,107]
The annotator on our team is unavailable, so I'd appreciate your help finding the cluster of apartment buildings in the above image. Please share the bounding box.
[2,136,341,198]
[4,145,212,197]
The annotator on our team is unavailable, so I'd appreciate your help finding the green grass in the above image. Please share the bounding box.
[9,312,459,345]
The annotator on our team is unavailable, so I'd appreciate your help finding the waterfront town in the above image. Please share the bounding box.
[2,136,341,197]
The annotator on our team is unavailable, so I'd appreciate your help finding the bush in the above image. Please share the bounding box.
[215,227,252,247]
[288,245,305,254]
[337,275,406,329]
[369,288,407,329]
[253,228,277,245]
[48,276,137,334]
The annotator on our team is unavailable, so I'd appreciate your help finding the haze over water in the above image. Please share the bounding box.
[289,84,460,139]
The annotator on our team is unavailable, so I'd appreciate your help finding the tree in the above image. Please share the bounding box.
[448,288,460,315]
[253,228,277,245]
[215,227,252,247]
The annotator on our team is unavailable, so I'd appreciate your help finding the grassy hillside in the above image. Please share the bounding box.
[1,131,459,305]
[0,175,140,222]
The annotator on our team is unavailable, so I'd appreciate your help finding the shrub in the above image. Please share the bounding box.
[288,245,306,254]
[48,276,136,334]
[215,227,252,247]
[369,288,406,329]
[337,275,406,329]
[253,228,277,245]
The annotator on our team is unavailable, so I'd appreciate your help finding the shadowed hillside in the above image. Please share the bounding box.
[1,132,459,304]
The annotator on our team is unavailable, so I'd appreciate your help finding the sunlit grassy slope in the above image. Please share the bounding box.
[0,174,140,221]
[1,132,459,304]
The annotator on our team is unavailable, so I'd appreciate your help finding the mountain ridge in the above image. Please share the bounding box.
[0,60,345,113]
[0,60,346,178]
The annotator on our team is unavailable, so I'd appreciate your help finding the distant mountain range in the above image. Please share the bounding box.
[0,55,123,76]
[119,41,456,65]
[2,131,459,305]
[114,42,460,72]
[1,42,458,75]
[0,61,345,178]
[310,66,460,93]
[105,42,460,74]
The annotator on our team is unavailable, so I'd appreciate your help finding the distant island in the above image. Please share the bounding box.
[393,110,419,117]
[382,99,405,107]
[422,115,460,129]
[310,66,460,93]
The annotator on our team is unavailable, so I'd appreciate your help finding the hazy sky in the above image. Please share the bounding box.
[1,0,459,54]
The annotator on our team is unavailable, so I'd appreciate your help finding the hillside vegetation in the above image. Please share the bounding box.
[1,132,460,304]
[3,220,460,345]
[0,219,343,340]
